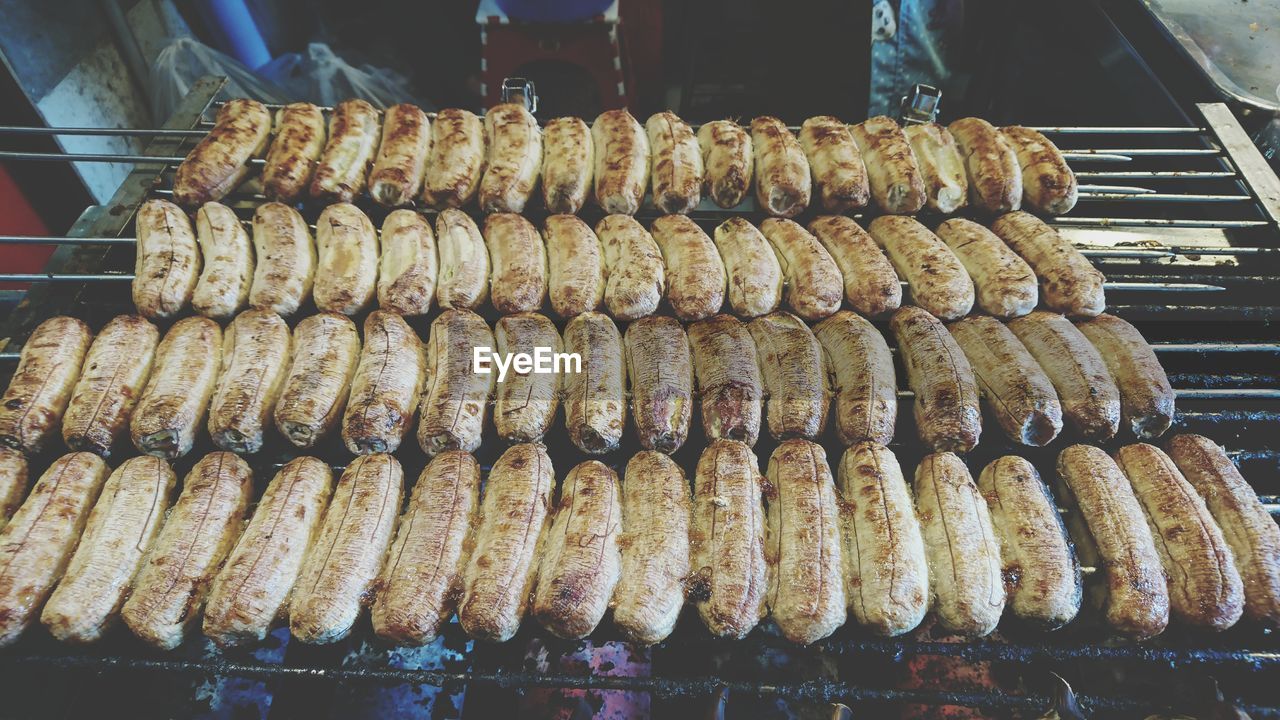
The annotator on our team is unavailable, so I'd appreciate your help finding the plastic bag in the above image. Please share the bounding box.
[149,37,289,120]
[258,43,430,110]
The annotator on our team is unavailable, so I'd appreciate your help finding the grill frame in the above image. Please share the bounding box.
[1,76,1279,718]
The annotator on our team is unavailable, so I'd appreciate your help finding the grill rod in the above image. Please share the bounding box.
[1075,170,1235,179]
[9,237,1271,259]
[4,342,1271,363]
[1054,218,1270,228]
[1076,193,1252,203]
[0,147,1224,165]
[0,125,206,137]
[0,271,1227,294]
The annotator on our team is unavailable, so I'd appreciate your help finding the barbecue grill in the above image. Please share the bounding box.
[0,74,1277,718]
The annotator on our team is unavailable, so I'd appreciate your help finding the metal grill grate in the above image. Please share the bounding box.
[1,77,1278,717]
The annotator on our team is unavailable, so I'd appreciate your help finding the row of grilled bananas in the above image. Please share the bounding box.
[133,197,1100,325]
[0,433,1274,652]
[173,99,1077,217]
[0,299,1170,464]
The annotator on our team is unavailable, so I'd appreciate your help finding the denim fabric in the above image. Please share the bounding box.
[869,0,964,117]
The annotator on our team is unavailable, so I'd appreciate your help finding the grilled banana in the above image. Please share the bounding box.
[435,208,490,310]
[479,103,542,213]
[914,452,1006,636]
[369,102,431,207]
[343,311,425,455]
[0,449,27,528]
[760,218,842,321]
[848,115,926,214]
[458,443,554,642]
[377,209,437,316]
[422,108,487,209]
[991,212,1105,318]
[130,317,222,459]
[262,102,326,203]
[813,311,897,446]
[41,455,173,643]
[121,452,252,650]
[202,457,333,647]
[948,117,1022,214]
[172,98,271,207]
[903,123,967,214]
[494,313,560,442]
[486,213,548,314]
[275,312,361,449]
[1166,433,1280,628]
[808,216,902,318]
[418,309,494,456]
[688,314,763,446]
[748,312,829,441]
[249,201,315,317]
[1075,313,1173,439]
[62,315,158,457]
[372,451,480,645]
[948,315,1063,447]
[310,98,381,203]
[765,440,845,644]
[868,216,973,322]
[1000,126,1078,215]
[936,218,1037,318]
[751,116,811,217]
[290,453,403,644]
[592,109,650,215]
[208,309,291,454]
[711,217,782,318]
[544,214,605,318]
[1055,444,1169,640]
[624,315,694,453]
[977,456,1081,629]
[0,316,91,455]
[799,115,870,212]
[651,214,726,321]
[890,306,981,453]
[192,202,253,319]
[598,214,665,321]
[1007,311,1120,441]
[314,202,378,315]
[647,111,704,214]
[836,442,928,636]
[0,452,108,647]
[562,311,626,454]
[612,451,690,644]
[1115,443,1243,631]
[134,199,201,320]
[690,439,767,638]
[541,117,593,214]
[697,120,753,209]
[533,460,623,639]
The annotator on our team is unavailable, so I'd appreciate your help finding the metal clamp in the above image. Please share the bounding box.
[899,83,941,125]
[502,77,539,114]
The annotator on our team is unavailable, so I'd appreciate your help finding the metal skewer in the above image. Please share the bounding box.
[893,388,1280,399]
[1061,153,1133,163]
[1075,184,1157,194]
[0,126,206,137]
[1064,148,1221,156]
[1052,218,1270,228]
[1030,126,1205,134]
[1075,192,1252,203]
[1155,342,1280,352]
[1074,170,1236,180]
[0,150,189,164]
[3,272,1224,293]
